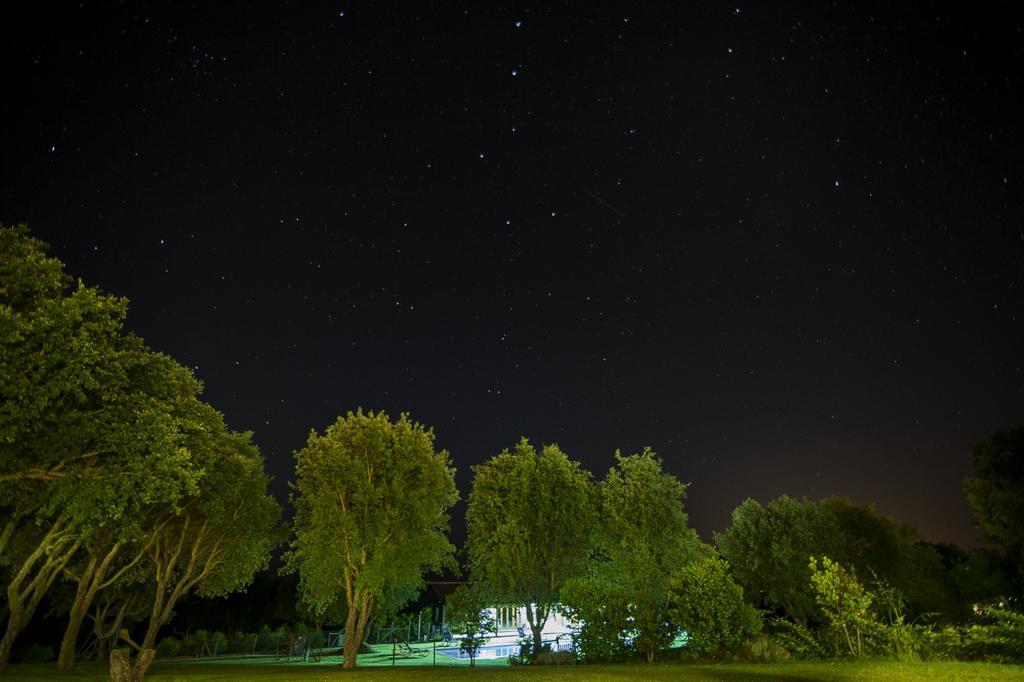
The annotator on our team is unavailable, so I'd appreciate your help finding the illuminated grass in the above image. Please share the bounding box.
[8,659,1024,681]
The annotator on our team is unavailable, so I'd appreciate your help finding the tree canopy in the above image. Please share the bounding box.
[287,410,458,668]
[715,495,958,625]
[965,427,1024,581]
[0,226,279,675]
[466,438,596,656]
[591,448,707,661]
[0,226,214,671]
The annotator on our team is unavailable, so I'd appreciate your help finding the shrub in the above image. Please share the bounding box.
[667,557,762,659]
[156,636,183,659]
[809,556,875,657]
[255,625,276,653]
[534,651,575,665]
[306,628,325,649]
[738,633,791,662]
[558,577,634,662]
[445,584,494,666]
[208,631,229,656]
[909,624,962,660]
[11,644,54,663]
[766,618,826,660]
[229,631,258,654]
[181,630,206,657]
[960,605,1024,662]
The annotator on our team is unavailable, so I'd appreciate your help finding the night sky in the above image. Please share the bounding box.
[3,2,1022,549]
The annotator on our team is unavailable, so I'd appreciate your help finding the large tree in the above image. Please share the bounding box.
[287,410,457,669]
[138,429,280,653]
[965,427,1024,581]
[593,448,708,662]
[715,496,841,624]
[466,438,596,657]
[0,226,207,671]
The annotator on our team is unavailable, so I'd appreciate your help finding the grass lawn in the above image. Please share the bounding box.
[6,657,1023,681]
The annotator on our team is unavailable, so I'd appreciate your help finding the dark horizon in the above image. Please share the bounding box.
[3,2,1022,550]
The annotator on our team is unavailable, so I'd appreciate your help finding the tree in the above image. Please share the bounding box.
[965,427,1024,580]
[444,584,494,666]
[593,449,707,662]
[138,429,279,652]
[287,410,458,669]
[715,496,840,624]
[947,547,1017,607]
[715,495,952,624]
[0,226,207,672]
[53,395,228,670]
[821,497,958,620]
[466,438,596,658]
[667,556,762,659]
[808,556,875,657]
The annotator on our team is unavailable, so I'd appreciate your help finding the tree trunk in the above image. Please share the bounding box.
[141,582,168,652]
[0,615,23,674]
[341,599,360,668]
[341,592,373,669]
[524,602,548,659]
[109,647,156,682]
[0,525,78,673]
[57,586,95,669]
[57,555,98,669]
[94,598,130,662]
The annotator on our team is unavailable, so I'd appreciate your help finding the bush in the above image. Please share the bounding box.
[229,631,258,654]
[11,644,54,663]
[558,577,634,662]
[306,628,325,649]
[534,651,575,665]
[208,630,229,656]
[959,606,1024,662]
[738,633,791,662]
[766,618,826,660]
[255,625,275,653]
[667,557,762,659]
[156,636,183,659]
[181,630,205,657]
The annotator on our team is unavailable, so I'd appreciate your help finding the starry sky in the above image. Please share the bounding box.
[2,2,1022,549]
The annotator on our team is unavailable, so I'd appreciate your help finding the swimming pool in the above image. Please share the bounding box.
[435,644,522,660]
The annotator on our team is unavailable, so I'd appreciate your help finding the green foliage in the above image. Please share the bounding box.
[716,496,960,624]
[715,496,840,623]
[466,437,596,652]
[137,427,281,654]
[155,636,183,659]
[948,547,1017,608]
[737,633,791,662]
[822,498,960,620]
[558,577,634,663]
[0,225,207,529]
[595,449,706,595]
[287,410,458,668]
[0,225,232,670]
[808,556,874,657]
[444,584,494,666]
[901,606,1024,663]
[965,427,1024,580]
[590,449,707,662]
[766,617,827,659]
[667,557,762,659]
[963,605,1024,663]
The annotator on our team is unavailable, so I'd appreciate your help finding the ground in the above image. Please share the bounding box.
[6,655,1024,681]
